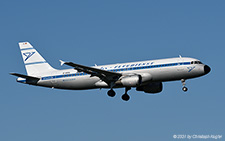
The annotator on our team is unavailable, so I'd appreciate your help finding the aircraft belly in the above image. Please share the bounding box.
[57,76,99,90]
[37,80,52,88]
[38,76,100,90]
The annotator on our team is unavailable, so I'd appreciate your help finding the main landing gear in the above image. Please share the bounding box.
[107,87,131,101]
[181,79,188,92]
[121,87,131,101]
[107,89,116,97]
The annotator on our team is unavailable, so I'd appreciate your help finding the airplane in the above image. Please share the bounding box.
[10,42,211,101]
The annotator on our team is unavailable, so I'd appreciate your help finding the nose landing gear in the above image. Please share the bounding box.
[181,79,188,92]
[182,86,188,92]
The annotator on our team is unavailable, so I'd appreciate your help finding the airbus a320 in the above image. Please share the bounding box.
[11,42,211,101]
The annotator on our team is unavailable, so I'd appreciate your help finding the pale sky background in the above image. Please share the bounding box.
[0,0,224,140]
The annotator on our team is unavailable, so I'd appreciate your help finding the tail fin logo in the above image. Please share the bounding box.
[23,52,35,61]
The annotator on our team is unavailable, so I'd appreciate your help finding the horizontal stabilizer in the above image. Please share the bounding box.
[10,73,40,80]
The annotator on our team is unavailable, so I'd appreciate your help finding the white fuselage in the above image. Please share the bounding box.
[18,57,207,90]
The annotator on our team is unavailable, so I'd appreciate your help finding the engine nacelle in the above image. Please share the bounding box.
[136,82,163,94]
[121,75,141,87]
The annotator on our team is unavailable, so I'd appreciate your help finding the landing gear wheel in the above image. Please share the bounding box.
[107,89,116,97]
[122,93,130,101]
[182,87,188,92]
[181,79,188,92]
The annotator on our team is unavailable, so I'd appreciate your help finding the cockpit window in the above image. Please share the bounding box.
[191,61,203,64]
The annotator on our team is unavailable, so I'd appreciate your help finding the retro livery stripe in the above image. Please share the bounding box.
[41,61,191,80]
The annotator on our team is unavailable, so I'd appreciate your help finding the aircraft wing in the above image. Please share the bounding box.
[60,60,122,84]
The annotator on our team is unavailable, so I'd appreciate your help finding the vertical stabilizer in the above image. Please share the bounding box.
[19,42,56,76]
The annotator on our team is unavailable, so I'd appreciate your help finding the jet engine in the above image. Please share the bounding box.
[136,82,163,94]
[121,75,142,87]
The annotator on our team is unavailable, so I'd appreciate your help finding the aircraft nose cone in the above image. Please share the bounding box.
[204,65,211,74]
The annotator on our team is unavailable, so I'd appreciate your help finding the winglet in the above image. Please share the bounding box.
[59,60,65,66]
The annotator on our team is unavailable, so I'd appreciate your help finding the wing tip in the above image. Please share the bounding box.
[59,60,65,66]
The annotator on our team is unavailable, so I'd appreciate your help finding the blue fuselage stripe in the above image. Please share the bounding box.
[41,62,191,81]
